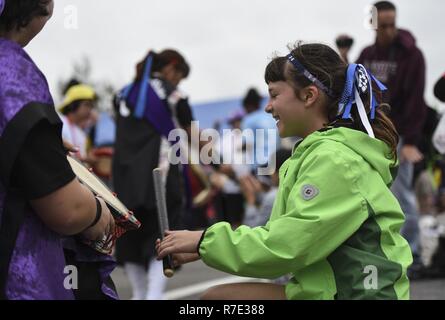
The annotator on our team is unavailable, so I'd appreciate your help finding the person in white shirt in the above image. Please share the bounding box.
[58,84,97,162]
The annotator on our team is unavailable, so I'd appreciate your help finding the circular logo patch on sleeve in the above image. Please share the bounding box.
[301,184,319,200]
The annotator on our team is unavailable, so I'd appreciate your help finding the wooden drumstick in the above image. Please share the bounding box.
[153,168,174,278]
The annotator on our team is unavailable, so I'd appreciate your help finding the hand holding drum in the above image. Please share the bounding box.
[66,155,141,254]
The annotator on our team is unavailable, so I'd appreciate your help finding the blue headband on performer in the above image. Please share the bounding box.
[118,54,153,119]
[338,64,387,138]
[0,0,5,16]
[133,54,153,119]
[286,53,335,98]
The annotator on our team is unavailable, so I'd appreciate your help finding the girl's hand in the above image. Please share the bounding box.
[156,239,201,266]
[156,230,204,260]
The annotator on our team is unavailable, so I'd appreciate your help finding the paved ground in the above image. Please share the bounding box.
[411,278,445,300]
[111,261,445,300]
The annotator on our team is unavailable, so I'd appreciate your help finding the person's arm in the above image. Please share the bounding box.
[158,147,369,279]
[398,49,427,163]
[11,120,113,239]
[399,48,427,147]
[31,179,113,238]
[200,149,368,278]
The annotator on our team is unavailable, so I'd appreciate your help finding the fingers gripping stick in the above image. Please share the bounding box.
[153,168,174,278]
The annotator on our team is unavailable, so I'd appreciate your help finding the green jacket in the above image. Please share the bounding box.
[199,127,412,300]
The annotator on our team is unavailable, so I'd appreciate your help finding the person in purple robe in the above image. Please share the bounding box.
[0,0,118,300]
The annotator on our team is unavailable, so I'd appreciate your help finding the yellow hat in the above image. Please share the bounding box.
[59,84,97,113]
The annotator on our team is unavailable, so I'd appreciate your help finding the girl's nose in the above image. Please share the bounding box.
[265,101,273,114]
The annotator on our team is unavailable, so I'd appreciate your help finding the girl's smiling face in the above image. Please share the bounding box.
[265,80,308,138]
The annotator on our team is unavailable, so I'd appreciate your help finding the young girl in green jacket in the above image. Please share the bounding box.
[156,42,412,300]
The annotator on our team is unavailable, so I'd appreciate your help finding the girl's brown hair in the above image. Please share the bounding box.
[264,42,398,160]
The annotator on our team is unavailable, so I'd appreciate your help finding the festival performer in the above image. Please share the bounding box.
[58,83,98,162]
[157,42,413,300]
[0,0,117,300]
[113,49,193,300]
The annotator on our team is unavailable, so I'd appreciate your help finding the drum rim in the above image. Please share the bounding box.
[67,155,140,228]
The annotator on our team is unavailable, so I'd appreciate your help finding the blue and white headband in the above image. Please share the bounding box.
[0,0,5,16]
[338,64,387,138]
[286,54,335,98]
[286,53,387,138]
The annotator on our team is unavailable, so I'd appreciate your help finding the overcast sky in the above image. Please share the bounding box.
[26,0,444,107]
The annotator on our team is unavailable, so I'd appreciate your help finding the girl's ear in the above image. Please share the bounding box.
[302,85,320,108]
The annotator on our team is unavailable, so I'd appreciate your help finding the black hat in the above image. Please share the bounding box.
[243,88,262,108]
[336,35,354,49]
